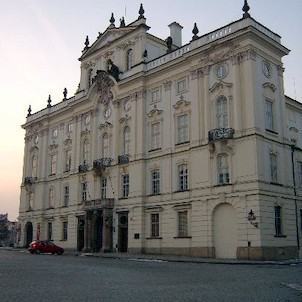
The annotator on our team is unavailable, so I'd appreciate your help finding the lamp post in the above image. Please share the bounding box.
[290,144,300,251]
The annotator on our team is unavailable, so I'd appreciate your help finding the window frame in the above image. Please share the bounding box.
[178,164,188,191]
[270,153,278,183]
[64,185,69,207]
[122,174,129,198]
[151,170,160,195]
[123,126,131,155]
[100,178,107,199]
[274,205,282,236]
[217,154,229,185]
[216,95,228,129]
[150,122,161,150]
[177,114,189,144]
[82,182,87,202]
[265,99,275,132]
[150,213,160,238]
[178,210,188,237]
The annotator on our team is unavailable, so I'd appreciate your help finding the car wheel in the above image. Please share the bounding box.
[35,250,41,254]
[57,250,63,255]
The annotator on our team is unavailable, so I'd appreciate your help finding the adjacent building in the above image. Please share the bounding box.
[19,2,302,260]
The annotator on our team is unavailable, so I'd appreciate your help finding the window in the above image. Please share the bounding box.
[65,150,72,172]
[151,213,159,237]
[151,122,161,150]
[47,222,52,240]
[64,186,69,207]
[29,192,34,211]
[216,96,228,128]
[300,209,302,233]
[177,114,188,144]
[178,164,188,191]
[151,89,160,103]
[122,174,129,198]
[67,123,73,133]
[82,182,87,202]
[88,69,93,86]
[298,162,302,186]
[52,128,58,138]
[49,188,54,208]
[270,153,278,183]
[274,206,282,236]
[217,154,229,185]
[123,126,131,155]
[102,133,109,157]
[177,79,186,93]
[83,139,89,163]
[178,211,188,237]
[100,178,107,199]
[265,100,274,131]
[62,221,68,241]
[126,49,133,70]
[151,170,160,195]
[50,153,57,175]
[32,155,37,178]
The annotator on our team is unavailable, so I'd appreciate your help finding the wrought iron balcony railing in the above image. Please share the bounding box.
[24,177,37,186]
[93,158,112,170]
[78,163,89,173]
[208,128,234,142]
[118,154,129,165]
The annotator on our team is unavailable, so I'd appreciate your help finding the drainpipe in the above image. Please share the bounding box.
[291,145,300,251]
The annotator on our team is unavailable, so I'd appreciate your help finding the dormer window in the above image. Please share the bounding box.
[126,49,133,70]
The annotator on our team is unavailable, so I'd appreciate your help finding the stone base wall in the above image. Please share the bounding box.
[237,246,299,261]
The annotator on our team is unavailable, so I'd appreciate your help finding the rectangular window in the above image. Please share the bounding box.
[65,150,72,172]
[177,79,186,93]
[100,178,107,199]
[82,182,87,202]
[151,170,160,195]
[49,188,54,208]
[218,154,229,185]
[47,222,52,240]
[265,100,274,131]
[270,153,278,183]
[178,164,188,191]
[64,186,69,207]
[62,221,68,241]
[151,122,161,150]
[274,206,282,236]
[178,211,188,237]
[177,114,188,144]
[122,174,129,198]
[50,154,57,175]
[67,123,73,133]
[151,213,159,237]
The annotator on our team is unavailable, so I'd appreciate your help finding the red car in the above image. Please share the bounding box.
[28,240,64,255]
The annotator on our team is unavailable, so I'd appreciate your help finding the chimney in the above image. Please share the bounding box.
[168,22,183,48]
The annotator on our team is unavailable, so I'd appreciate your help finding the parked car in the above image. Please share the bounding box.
[28,240,64,255]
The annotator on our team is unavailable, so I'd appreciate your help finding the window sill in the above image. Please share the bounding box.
[146,237,162,240]
[265,129,278,135]
[174,189,189,193]
[270,182,283,187]
[148,193,161,197]
[175,141,190,146]
[274,234,287,238]
[149,148,161,153]
[119,197,129,200]
[215,183,231,187]
[174,236,192,239]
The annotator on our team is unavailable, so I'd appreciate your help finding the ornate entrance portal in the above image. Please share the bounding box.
[82,199,114,252]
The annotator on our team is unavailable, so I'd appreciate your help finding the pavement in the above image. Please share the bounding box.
[2,247,302,265]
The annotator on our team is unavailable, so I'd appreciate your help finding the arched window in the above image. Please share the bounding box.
[216,96,228,128]
[123,126,131,155]
[83,139,89,163]
[126,49,133,70]
[102,133,109,157]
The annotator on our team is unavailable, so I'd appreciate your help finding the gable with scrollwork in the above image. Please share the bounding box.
[147,108,163,123]
[210,81,233,100]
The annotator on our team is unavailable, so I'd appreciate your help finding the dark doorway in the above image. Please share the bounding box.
[77,218,85,251]
[25,222,33,247]
[118,213,128,252]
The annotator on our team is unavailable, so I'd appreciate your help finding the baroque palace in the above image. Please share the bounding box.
[19,2,302,260]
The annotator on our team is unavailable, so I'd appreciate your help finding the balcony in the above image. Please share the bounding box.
[118,154,129,165]
[78,163,89,173]
[82,198,114,210]
[208,128,234,142]
[24,177,37,186]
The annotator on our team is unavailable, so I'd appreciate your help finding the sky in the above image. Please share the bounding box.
[0,0,301,221]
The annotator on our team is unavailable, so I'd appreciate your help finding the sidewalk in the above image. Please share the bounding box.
[2,247,302,265]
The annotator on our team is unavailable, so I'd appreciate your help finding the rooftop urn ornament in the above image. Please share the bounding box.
[120,17,125,27]
[192,23,199,41]
[47,95,52,108]
[138,3,145,19]
[110,13,115,26]
[63,87,67,100]
[27,105,32,117]
[242,0,251,18]
[84,36,89,50]
[165,36,173,54]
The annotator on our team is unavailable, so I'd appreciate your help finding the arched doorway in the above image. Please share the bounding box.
[24,222,33,247]
[213,203,237,259]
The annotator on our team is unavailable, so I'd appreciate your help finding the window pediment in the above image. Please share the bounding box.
[173,99,190,111]
[98,122,113,131]
[147,108,163,119]
[210,81,233,96]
